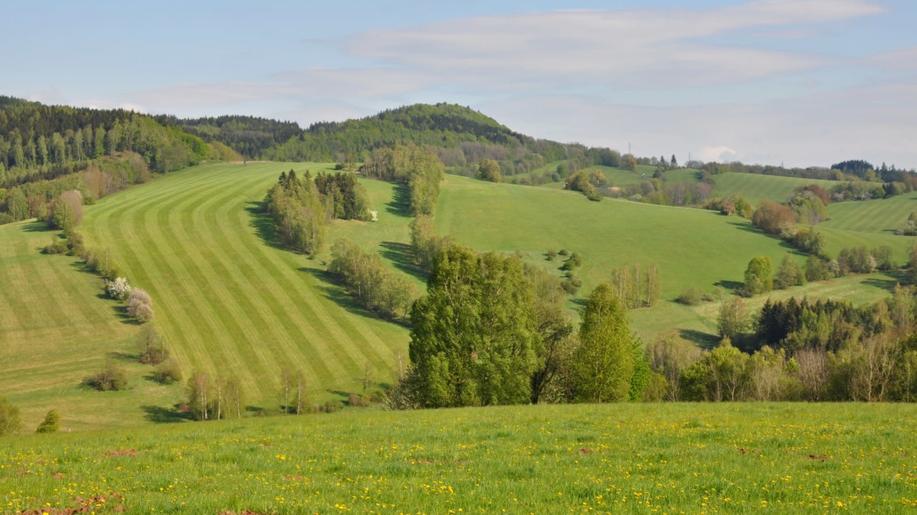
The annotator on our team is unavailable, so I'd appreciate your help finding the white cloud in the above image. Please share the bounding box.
[699,146,739,162]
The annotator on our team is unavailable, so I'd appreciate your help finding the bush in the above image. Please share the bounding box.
[35,410,60,433]
[0,397,21,436]
[138,326,168,365]
[153,359,182,384]
[743,256,773,295]
[774,256,805,289]
[105,277,132,300]
[752,201,796,236]
[84,362,128,391]
[790,229,825,257]
[42,238,70,255]
[675,288,703,305]
[127,288,154,323]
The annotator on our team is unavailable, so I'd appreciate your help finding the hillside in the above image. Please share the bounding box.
[0,220,183,431]
[3,162,905,430]
[78,162,411,411]
[1,403,914,512]
[816,191,917,262]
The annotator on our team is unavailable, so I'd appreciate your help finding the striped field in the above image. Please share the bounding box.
[67,162,408,425]
[0,220,182,431]
[816,191,917,263]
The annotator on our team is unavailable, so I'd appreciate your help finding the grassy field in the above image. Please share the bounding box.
[816,191,917,263]
[710,173,840,205]
[77,162,412,410]
[1,403,914,513]
[0,220,184,431]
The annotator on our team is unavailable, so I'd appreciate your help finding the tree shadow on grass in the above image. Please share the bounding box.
[679,329,720,349]
[107,350,139,362]
[379,241,427,282]
[714,280,745,294]
[298,267,411,328]
[386,183,412,217]
[862,271,907,292]
[141,404,193,424]
[724,219,807,256]
[21,220,53,233]
[245,201,289,252]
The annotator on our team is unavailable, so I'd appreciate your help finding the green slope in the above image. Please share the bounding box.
[1,403,913,512]
[79,162,411,410]
[816,191,917,263]
[0,221,182,431]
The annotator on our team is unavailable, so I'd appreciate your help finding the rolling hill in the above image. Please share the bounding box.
[2,160,905,430]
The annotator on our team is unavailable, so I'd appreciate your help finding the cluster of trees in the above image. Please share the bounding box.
[564,170,606,201]
[648,285,917,402]
[328,239,417,321]
[0,96,236,224]
[751,199,830,256]
[314,171,370,220]
[391,243,651,408]
[743,246,897,297]
[156,114,301,159]
[264,170,328,255]
[360,144,444,216]
[265,169,374,256]
[546,249,583,294]
[707,195,753,217]
[609,264,661,308]
[186,371,245,421]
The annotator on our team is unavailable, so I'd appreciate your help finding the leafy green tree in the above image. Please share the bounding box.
[774,256,805,289]
[0,397,21,436]
[718,297,749,340]
[570,284,636,402]
[477,159,502,182]
[744,256,773,295]
[35,410,60,433]
[408,246,538,407]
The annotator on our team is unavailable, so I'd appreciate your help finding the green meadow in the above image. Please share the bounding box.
[1,403,914,513]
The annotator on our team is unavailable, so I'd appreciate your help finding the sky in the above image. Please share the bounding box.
[3,0,916,169]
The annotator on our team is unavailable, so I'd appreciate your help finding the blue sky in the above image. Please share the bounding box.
[3,0,916,168]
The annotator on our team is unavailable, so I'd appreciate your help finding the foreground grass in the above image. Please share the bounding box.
[1,404,914,513]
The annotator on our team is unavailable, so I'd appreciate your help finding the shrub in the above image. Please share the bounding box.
[805,256,833,282]
[153,359,182,384]
[675,288,703,306]
[477,159,502,182]
[35,410,60,433]
[752,200,796,236]
[790,229,825,256]
[138,326,168,365]
[774,256,805,290]
[105,277,132,300]
[718,297,749,340]
[743,256,773,295]
[0,397,21,436]
[42,238,69,255]
[127,288,154,323]
[85,362,128,391]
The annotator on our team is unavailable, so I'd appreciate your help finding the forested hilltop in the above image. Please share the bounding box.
[0,96,238,224]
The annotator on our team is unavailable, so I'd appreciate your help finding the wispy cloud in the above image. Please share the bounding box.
[113,0,915,167]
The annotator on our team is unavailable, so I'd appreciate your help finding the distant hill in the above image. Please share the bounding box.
[155,114,302,159]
